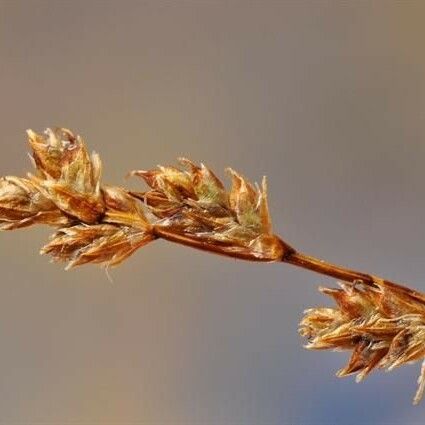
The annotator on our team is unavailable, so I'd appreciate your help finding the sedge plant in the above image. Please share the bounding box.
[2,128,425,404]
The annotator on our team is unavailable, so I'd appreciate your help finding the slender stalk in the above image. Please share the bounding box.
[284,249,425,304]
[154,223,423,298]
[284,250,376,285]
[152,227,296,263]
[152,226,266,261]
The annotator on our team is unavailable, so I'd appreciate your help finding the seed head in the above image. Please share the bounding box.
[300,280,425,404]
[41,224,154,269]
[27,128,104,223]
[131,158,290,261]
[0,176,69,230]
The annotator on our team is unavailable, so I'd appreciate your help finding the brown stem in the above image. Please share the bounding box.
[284,250,376,285]
[152,226,273,262]
[283,250,425,304]
[153,223,425,301]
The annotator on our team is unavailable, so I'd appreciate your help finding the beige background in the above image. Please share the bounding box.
[1,1,425,423]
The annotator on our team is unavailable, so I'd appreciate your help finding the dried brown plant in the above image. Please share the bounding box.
[2,127,425,404]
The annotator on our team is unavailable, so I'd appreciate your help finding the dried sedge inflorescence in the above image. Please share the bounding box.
[1,127,287,268]
[27,128,104,224]
[131,159,290,261]
[2,128,154,268]
[0,176,68,229]
[300,280,425,404]
[1,127,425,404]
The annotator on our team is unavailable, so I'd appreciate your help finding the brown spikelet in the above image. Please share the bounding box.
[131,159,292,261]
[0,176,69,229]
[300,280,425,404]
[40,185,155,269]
[27,128,104,224]
[41,224,154,269]
[0,128,156,267]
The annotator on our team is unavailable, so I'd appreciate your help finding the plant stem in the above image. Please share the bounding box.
[152,226,277,261]
[154,223,425,301]
[283,250,375,285]
[284,249,425,304]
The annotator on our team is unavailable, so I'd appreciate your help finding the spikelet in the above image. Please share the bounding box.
[41,224,154,269]
[40,186,154,269]
[0,128,156,268]
[27,128,104,224]
[299,280,425,404]
[0,176,69,230]
[131,158,291,261]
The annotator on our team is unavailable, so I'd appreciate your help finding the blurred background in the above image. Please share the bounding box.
[1,1,425,423]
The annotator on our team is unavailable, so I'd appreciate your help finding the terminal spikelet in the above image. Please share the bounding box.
[300,280,425,404]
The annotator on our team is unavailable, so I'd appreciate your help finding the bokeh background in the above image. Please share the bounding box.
[1,1,425,423]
